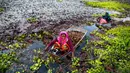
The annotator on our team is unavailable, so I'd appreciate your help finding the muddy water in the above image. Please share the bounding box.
[83,24,98,36]
[6,40,46,73]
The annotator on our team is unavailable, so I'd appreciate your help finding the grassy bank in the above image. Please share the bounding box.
[84,1,130,12]
[92,13,124,18]
[85,26,130,73]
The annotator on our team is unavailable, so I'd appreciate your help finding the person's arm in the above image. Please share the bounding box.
[44,38,57,51]
[67,37,74,57]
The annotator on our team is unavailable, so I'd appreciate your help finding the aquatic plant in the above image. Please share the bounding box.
[0,8,4,12]
[0,52,17,73]
[8,42,27,50]
[72,57,80,68]
[27,17,38,23]
[86,26,130,73]
[72,69,78,73]
[92,13,126,18]
[30,56,44,71]
[48,69,52,73]
[57,0,63,2]
[30,50,55,72]
[85,1,130,12]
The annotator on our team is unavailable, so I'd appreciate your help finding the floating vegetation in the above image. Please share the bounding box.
[85,26,130,73]
[27,17,38,23]
[92,13,126,18]
[71,57,80,68]
[30,56,44,71]
[85,1,130,12]
[30,53,55,72]
[57,0,63,2]
[0,8,4,12]
[0,52,17,73]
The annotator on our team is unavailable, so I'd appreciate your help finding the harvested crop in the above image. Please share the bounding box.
[68,31,84,46]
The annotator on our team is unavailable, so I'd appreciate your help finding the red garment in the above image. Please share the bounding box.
[46,37,74,52]
[54,42,70,51]
[99,18,107,24]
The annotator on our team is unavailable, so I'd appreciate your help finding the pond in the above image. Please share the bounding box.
[5,24,99,73]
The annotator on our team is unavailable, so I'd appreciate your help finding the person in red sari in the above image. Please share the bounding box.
[44,31,74,57]
[97,12,112,25]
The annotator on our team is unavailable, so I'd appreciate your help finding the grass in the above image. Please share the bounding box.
[0,8,4,12]
[84,1,130,12]
[27,17,38,23]
[57,0,63,2]
[92,13,126,18]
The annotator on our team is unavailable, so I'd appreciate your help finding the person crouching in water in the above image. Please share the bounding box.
[44,31,74,58]
[97,12,111,24]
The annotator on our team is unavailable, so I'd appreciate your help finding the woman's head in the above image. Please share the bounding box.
[61,33,66,39]
[59,31,68,39]
[105,12,109,16]
[57,31,69,44]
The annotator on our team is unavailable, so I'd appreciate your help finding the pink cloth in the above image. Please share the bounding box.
[57,31,68,45]
[99,18,107,24]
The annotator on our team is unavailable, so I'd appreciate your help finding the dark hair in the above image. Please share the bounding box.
[105,12,109,15]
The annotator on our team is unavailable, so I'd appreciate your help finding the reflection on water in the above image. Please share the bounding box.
[26,40,45,50]
[83,24,98,36]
